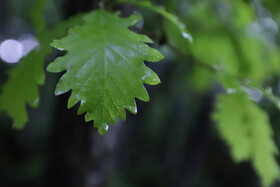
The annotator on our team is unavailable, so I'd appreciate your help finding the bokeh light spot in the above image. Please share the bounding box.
[19,35,39,56]
[0,39,23,63]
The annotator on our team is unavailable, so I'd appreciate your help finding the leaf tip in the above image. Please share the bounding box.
[51,39,65,51]
[13,121,25,130]
[125,104,137,114]
[55,90,65,96]
[127,14,142,26]
[46,63,55,72]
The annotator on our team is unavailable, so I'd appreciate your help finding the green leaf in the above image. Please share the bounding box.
[213,93,279,187]
[47,10,163,135]
[0,15,83,129]
[163,18,191,54]
[114,0,192,50]
[0,43,49,129]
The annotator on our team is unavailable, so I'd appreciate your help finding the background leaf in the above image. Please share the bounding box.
[213,93,279,187]
[0,15,83,129]
[114,0,192,53]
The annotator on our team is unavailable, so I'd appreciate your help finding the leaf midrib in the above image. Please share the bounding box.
[99,12,107,125]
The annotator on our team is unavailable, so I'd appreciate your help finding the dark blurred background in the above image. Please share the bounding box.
[1,0,280,186]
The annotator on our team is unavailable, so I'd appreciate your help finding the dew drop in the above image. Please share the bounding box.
[128,106,137,113]
[181,31,193,43]
[33,98,39,106]
[99,123,109,135]
[52,40,64,50]
[75,93,81,99]
[226,88,237,94]
[55,91,64,95]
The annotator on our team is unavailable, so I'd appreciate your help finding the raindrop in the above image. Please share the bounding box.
[242,86,263,102]
[33,98,39,106]
[75,93,81,99]
[56,47,64,51]
[99,123,109,135]
[128,105,137,113]
[103,124,109,131]
[181,31,193,43]
[226,88,237,94]
[53,41,64,51]
[56,91,64,95]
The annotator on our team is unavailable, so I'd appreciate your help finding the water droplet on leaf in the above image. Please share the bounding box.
[226,88,237,94]
[99,123,109,135]
[181,31,193,43]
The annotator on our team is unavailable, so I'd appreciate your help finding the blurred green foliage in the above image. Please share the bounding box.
[214,93,278,187]
[1,0,280,186]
